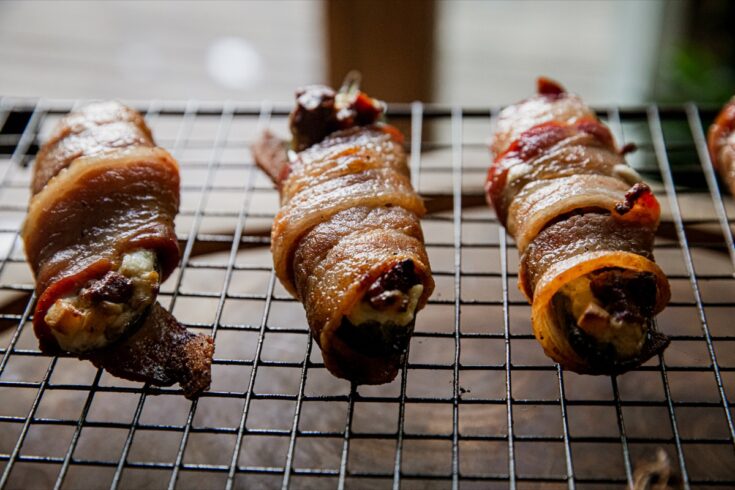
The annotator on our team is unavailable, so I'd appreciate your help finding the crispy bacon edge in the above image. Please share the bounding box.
[82,303,213,399]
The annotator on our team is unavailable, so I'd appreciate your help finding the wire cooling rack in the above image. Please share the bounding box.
[0,98,733,490]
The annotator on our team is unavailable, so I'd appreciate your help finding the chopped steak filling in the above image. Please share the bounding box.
[45,249,160,353]
[553,267,658,366]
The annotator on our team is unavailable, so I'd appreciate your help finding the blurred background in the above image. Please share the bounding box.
[0,0,733,106]
[1,2,735,488]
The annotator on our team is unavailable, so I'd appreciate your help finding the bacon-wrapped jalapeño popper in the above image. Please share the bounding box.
[253,77,434,384]
[22,102,213,398]
[487,78,671,374]
[707,97,735,196]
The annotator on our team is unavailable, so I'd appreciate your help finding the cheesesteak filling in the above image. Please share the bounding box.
[337,260,423,357]
[44,249,160,353]
[553,267,658,369]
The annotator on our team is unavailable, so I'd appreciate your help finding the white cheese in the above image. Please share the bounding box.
[558,275,646,359]
[347,284,424,327]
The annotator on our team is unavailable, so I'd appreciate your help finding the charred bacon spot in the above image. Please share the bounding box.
[537,77,566,98]
[614,182,653,216]
[366,259,419,308]
[614,182,649,215]
[619,142,637,156]
[79,271,134,304]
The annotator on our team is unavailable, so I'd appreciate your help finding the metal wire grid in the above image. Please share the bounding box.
[0,98,731,489]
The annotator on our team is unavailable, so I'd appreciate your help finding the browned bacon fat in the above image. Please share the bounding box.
[487,78,670,375]
[707,97,735,196]
[253,82,434,384]
[22,102,212,398]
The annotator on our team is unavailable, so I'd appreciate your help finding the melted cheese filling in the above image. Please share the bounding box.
[559,275,646,359]
[347,284,423,327]
[44,250,159,353]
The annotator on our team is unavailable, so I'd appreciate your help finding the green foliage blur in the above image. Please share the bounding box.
[658,43,735,104]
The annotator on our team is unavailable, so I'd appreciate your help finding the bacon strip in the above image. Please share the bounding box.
[707,97,735,195]
[254,90,433,384]
[490,80,596,158]
[487,78,670,374]
[22,102,212,398]
[83,303,213,399]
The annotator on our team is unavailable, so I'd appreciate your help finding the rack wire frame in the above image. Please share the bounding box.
[0,98,732,489]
